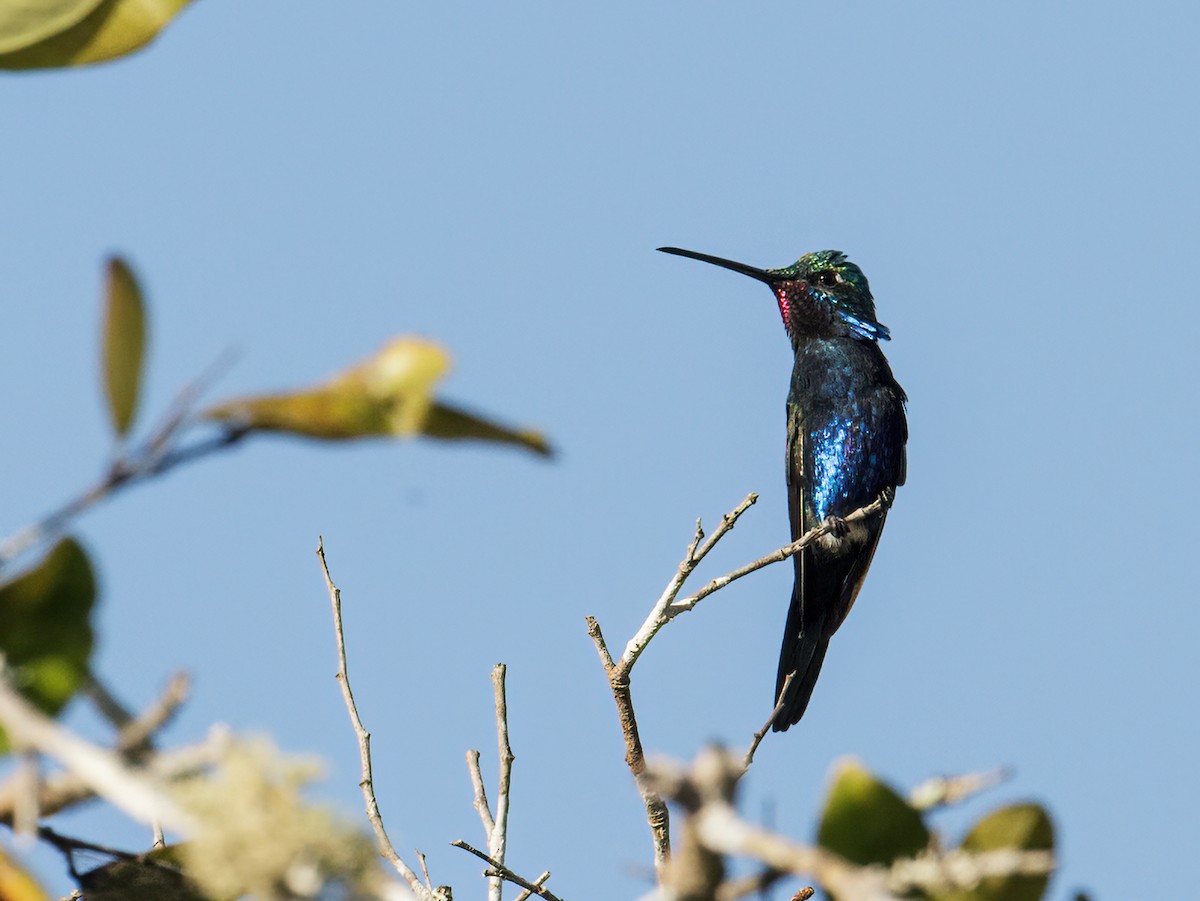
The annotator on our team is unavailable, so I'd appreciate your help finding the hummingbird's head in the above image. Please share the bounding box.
[657,246,890,344]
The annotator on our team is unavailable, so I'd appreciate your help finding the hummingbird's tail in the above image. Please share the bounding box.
[771,596,830,732]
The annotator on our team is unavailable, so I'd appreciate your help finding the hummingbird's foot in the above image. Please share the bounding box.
[821,514,850,539]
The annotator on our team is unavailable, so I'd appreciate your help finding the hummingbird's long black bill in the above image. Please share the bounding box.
[657,247,782,284]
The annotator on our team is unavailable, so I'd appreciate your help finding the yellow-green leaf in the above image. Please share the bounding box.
[203,337,552,456]
[817,758,930,868]
[933,803,1054,901]
[204,337,449,440]
[0,0,105,54]
[0,538,96,755]
[0,0,192,70]
[0,846,52,901]
[101,256,148,438]
[424,401,553,457]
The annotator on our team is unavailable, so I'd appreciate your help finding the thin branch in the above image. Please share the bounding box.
[317,538,432,901]
[82,674,137,732]
[37,825,142,862]
[619,493,757,671]
[909,767,1011,811]
[513,871,552,901]
[467,749,495,836]
[451,840,564,901]
[743,671,795,770]
[489,663,515,901]
[586,616,670,877]
[0,346,244,571]
[417,851,434,891]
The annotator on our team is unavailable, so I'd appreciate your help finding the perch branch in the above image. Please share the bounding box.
[586,491,893,885]
[670,490,893,614]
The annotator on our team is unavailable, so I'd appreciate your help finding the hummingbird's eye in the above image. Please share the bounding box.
[814,270,839,288]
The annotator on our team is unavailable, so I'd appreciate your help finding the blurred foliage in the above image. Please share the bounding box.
[945,803,1055,901]
[75,846,208,901]
[101,256,147,439]
[0,846,51,901]
[0,0,192,70]
[204,336,552,456]
[818,759,1057,901]
[819,758,931,867]
[0,538,96,754]
[173,739,383,901]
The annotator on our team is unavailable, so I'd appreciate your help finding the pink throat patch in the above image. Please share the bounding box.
[774,285,795,332]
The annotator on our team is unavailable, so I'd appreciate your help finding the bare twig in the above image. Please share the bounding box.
[467,664,517,901]
[0,347,244,571]
[467,749,495,836]
[317,538,432,901]
[743,671,795,770]
[82,674,137,732]
[489,663,515,901]
[37,825,142,862]
[586,616,671,877]
[909,767,1011,811]
[620,493,758,671]
[417,851,434,891]
[513,871,552,901]
[451,841,564,901]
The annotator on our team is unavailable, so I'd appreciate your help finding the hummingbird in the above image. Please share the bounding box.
[658,246,907,730]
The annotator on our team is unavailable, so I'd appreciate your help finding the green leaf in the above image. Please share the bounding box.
[933,803,1054,901]
[817,758,931,868]
[0,0,193,69]
[424,401,553,457]
[0,538,96,754]
[101,256,148,439]
[204,337,552,457]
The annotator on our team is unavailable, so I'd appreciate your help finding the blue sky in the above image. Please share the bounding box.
[3,1,1197,897]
